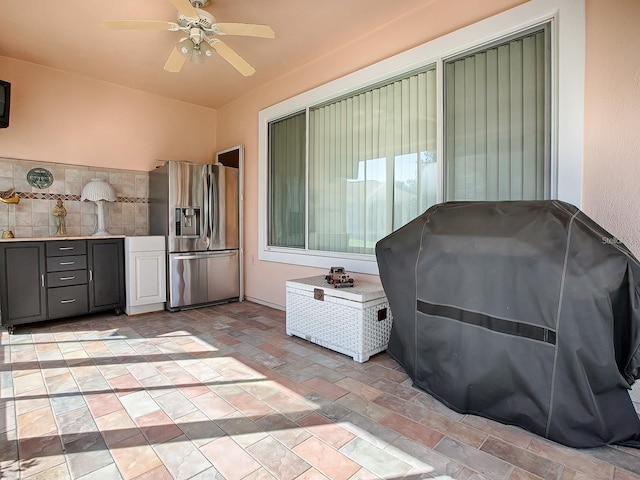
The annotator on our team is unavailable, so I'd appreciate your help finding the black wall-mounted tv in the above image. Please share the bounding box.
[0,80,11,128]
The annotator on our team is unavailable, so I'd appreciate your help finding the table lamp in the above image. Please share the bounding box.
[81,178,117,236]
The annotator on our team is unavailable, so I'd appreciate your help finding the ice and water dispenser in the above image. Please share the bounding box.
[175,207,201,237]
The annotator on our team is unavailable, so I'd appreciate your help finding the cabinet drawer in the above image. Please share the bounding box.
[46,241,87,257]
[47,285,88,319]
[47,255,87,272]
[47,270,87,288]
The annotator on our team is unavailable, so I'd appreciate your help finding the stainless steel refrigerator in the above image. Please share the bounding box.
[149,160,242,310]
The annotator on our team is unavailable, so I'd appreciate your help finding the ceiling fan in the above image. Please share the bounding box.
[103,0,275,76]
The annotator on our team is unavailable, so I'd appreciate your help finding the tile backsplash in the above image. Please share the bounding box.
[0,157,150,238]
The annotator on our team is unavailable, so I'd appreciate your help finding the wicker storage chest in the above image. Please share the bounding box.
[285,276,393,362]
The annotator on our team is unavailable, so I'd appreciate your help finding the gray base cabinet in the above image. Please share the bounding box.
[0,242,47,327]
[0,238,125,333]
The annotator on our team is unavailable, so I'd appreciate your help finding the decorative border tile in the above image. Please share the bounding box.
[16,192,149,203]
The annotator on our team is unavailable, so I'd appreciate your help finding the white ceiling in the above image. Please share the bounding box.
[0,0,430,109]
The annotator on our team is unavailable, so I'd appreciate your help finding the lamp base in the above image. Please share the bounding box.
[93,229,111,236]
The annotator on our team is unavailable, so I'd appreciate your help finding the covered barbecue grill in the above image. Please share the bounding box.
[376,200,640,448]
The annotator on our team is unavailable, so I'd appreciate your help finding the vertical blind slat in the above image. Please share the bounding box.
[445,28,549,202]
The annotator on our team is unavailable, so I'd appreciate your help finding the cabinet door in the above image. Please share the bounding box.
[127,250,166,307]
[88,239,125,312]
[0,242,47,326]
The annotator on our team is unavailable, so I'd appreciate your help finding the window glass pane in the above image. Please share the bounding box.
[444,26,549,201]
[308,67,437,254]
[268,112,306,248]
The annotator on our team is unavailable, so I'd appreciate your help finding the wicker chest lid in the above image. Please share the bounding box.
[286,275,387,302]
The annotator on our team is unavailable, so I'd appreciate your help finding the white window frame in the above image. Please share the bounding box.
[258,0,584,275]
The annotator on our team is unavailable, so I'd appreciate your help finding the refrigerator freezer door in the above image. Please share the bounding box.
[166,161,209,253]
[168,250,239,309]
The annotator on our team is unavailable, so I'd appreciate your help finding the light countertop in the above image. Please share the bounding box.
[0,235,126,243]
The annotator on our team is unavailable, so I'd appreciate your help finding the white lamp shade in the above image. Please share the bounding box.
[81,178,117,202]
[81,179,116,236]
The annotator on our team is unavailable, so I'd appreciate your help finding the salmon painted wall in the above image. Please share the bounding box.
[216,0,528,309]
[0,57,217,171]
[582,0,640,255]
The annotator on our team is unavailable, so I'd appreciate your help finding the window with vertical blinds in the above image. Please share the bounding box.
[266,23,552,259]
[268,111,306,248]
[444,25,550,201]
[308,68,437,254]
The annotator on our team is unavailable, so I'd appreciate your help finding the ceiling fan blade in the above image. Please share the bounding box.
[164,47,187,72]
[102,20,179,31]
[169,0,199,18]
[211,40,256,76]
[215,23,275,39]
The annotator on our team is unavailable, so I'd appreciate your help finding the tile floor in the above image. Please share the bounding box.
[1,301,639,480]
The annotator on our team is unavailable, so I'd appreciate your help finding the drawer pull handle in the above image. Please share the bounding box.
[60,299,76,304]
[41,274,45,288]
[59,247,74,251]
[59,276,75,281]
[59,261,75,265]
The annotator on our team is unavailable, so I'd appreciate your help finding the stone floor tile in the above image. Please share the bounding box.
[435,437,514,480]
[583,445,640,476]
[248,435,312,480]
[339,437,415,479]
[480,436,562,480]
[109,432,163,479]
[18,432,67,478]
[134,409,183,444]
[64,432,115,478]
[386,435,464,477]
[614,467,640,480]
[119,390,160,419]
[216,411,269,448]
[85,392,123,418]
[174,410,226,446]
[333,377,381,401]
[296,412,356,449]
[255,412,313,448]
[368,376,420,402]
[421,411,488,448]
[94,408,138,446]
[57,407,99,445]
[303,377,349,401]
[293,436,360,480]
[17,405,58,437]
[199,436,261,480]
[23,462,71,479]
[336,393,392,422]
[154,389,197,420]
[461,415,534,449]
[373,392,430,423]
[338,411,399,449]
[107,373,143,397]
[380,412,444,448]
[190,391,237,420]
[527,437,615,480]
[75,462,123,480]
[50,391,88,417]
[152,435,213,479]
[226,391,275,419]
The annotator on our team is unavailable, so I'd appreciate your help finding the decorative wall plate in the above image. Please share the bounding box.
[27,168,54,189]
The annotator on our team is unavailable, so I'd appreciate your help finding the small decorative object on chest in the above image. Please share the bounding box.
[286,275,393,362]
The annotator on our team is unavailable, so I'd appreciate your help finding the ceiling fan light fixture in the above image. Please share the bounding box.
[177,37,194,57]
[191,49,204,64]
[200,41,213,57]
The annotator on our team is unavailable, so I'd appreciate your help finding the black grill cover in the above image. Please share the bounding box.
[376,201,640,448]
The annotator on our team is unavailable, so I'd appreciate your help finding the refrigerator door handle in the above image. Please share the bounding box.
[211,166,220,246]
[202,172,211,248]
[172,252,236,260]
